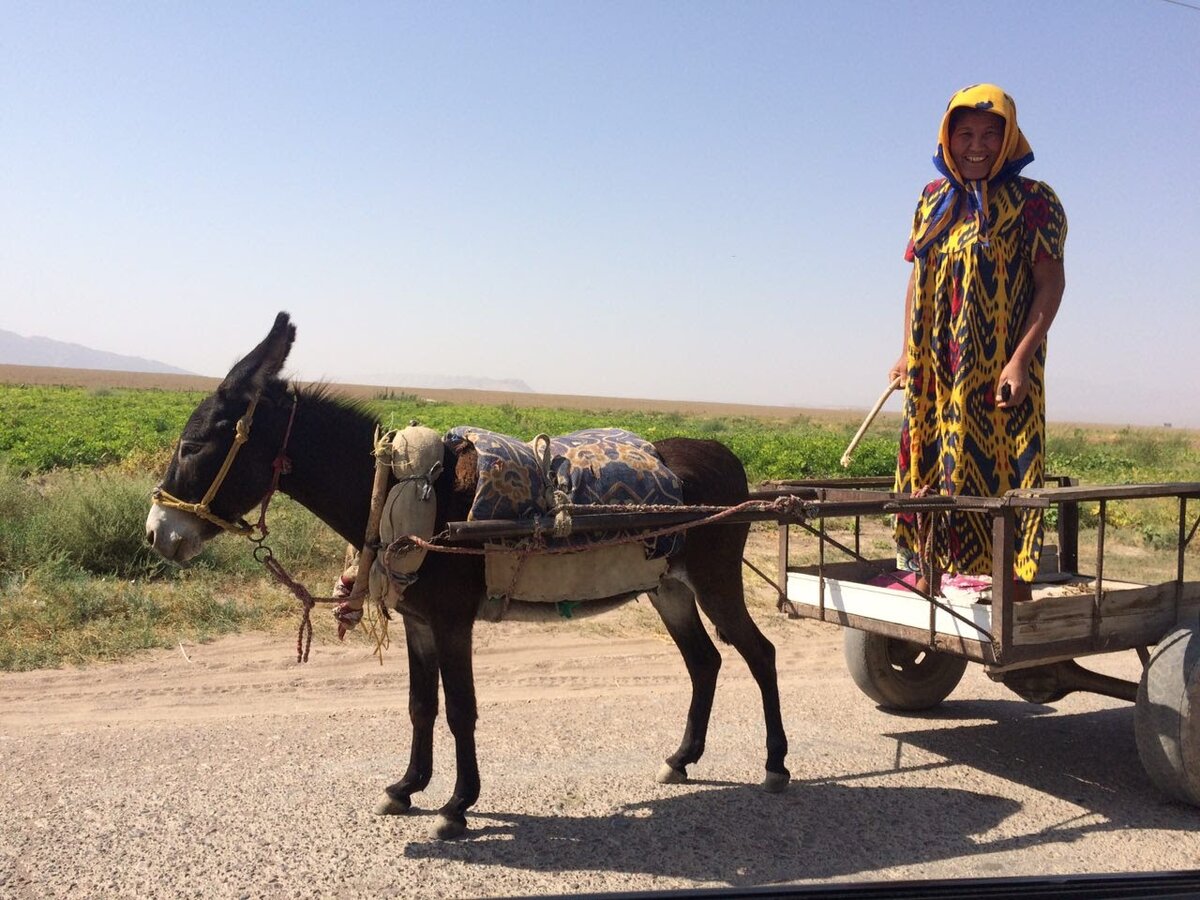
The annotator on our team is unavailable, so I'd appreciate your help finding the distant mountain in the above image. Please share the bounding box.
[0,329,193,375]
[348,371,533,393]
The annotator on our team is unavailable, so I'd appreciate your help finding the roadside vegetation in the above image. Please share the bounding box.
[0,383,1196,671]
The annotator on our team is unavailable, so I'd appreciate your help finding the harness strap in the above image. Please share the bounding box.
[253,391,298,538]
[202,392,259,507]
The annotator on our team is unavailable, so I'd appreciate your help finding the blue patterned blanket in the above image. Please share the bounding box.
[445,426,684,558]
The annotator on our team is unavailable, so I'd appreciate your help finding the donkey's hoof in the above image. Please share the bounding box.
[761,770,790,794]
[656,763,688,785]
[432,814,467,840]
[373,791,412,816]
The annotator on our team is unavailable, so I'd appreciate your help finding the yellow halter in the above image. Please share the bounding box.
[152,393,262,536]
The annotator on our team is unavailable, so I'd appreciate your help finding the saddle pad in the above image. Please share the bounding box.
[445,426,684,558]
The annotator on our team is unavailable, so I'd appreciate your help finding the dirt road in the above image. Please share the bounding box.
[2,608,1197,899]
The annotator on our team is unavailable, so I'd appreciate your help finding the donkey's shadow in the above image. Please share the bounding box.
[404,780,1018,884]
[404,701,1197,884]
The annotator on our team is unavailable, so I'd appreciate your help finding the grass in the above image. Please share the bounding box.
[0,561,296,671]
[0,463,347,671]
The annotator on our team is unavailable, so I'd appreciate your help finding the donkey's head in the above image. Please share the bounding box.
[145,312,297,563]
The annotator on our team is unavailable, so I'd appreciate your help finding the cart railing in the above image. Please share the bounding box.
[770,480,1200,668]
[762,473,1084,575]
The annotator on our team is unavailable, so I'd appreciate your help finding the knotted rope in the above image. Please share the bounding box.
[911,484,945,594]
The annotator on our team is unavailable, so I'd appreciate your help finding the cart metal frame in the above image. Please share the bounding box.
[767,478,1200,672]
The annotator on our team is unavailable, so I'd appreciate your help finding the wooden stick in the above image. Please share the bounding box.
[840,378,901,469]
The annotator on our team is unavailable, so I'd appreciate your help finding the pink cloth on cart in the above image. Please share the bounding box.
[866,571,991,595]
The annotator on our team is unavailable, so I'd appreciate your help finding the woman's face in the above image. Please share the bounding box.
[948,109,1006,181]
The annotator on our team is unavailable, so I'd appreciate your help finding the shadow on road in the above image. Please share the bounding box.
[403,699,1198,885]
[887,698,1197,833]
[406,780,1019,885]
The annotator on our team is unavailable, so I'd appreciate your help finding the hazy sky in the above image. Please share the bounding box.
[3,1,1198,426]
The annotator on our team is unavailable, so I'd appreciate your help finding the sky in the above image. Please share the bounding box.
[2,1,1198,427]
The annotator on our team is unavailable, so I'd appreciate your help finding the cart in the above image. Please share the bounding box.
[766,477,1200,806]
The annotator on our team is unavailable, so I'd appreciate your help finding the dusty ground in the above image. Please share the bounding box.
[3,571,1199,898]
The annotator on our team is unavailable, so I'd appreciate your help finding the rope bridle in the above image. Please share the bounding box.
[152,390,297,540]
[152,388,324,661]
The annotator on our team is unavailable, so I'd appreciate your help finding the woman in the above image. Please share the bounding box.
[889,84,1066,600]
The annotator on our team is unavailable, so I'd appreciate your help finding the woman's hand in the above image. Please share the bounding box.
[1000,255,1064,410]
[996,357,1029,408]
[888,355,907,388]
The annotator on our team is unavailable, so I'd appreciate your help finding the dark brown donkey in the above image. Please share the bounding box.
[145,312,789,839]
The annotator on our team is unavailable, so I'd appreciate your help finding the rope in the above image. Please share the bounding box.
[360,592,391,664]
[388,494,811,563]
[252,391,298,538]
[255,545,348,663]
[912,485,944,593]
[201,393,259,508]
[552,490,573,537]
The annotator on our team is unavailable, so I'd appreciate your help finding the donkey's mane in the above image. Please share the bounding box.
[292,381,379,432]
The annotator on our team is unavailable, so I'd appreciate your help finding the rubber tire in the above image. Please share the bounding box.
[843,628,967,711]
[1135,627,1200,806]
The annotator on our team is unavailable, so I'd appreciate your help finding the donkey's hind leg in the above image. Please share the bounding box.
[375,617,440,816]
[689,558,790,793]
[429,620,480,840]
[649,575,722,785]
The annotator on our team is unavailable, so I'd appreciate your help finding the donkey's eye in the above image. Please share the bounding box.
[179,441,204,458]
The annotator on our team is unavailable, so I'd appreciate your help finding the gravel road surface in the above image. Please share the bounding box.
[3,609,1198,899]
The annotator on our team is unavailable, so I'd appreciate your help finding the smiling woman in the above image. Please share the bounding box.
[947,108,1006,181]
[887,83,1068,600]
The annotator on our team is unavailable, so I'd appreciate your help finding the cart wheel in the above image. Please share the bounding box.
[843,629,967,711]
[1135,627,1200,806]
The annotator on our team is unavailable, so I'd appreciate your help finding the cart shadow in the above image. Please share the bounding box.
[882,698,1197,833]
[403,700,1197,884]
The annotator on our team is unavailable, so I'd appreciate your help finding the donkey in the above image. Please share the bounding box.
[145,312,789,839]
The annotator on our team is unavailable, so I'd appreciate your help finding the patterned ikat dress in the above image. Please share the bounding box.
[894,176,1067,582]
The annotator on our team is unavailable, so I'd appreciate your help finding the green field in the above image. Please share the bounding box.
[1,383,1197,671]
[0,384,903,481]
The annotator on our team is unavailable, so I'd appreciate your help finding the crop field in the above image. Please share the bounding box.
[0,383,902,481]
[1,368,1198,671]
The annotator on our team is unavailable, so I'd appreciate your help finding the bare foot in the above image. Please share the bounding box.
[914,574,941,597]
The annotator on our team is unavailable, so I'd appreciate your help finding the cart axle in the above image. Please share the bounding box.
[991,660,1138,704]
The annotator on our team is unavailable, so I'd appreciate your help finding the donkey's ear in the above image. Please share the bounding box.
[220,312,296,398]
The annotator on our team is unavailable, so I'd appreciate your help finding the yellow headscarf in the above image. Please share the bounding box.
[910,84,1035,258]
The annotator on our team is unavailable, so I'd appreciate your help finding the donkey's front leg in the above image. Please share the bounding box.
[430,622,479,839]
[376,618,439,816]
